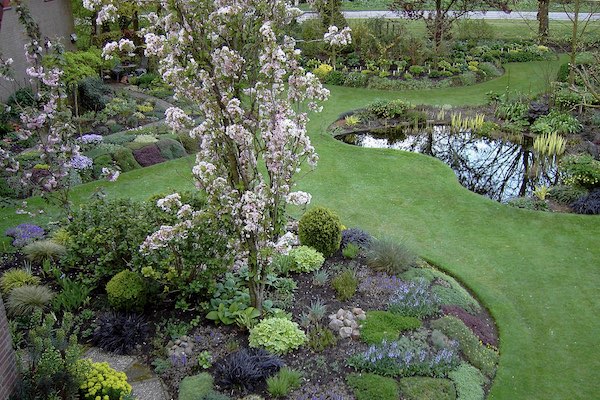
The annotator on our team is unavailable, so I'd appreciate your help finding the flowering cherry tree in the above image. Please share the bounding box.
[88,0,331,310]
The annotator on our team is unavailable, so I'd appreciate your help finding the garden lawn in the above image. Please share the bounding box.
[2,59,599,399]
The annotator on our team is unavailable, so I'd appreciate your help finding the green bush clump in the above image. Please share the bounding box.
[1,268,41,294]
[331,269,358,301]
[346,373,399,400]
[399,377,457,400]
[63,199,156,283]
[112,146,141,172]
[366,237,417,275]
[288,246,325,273]
[431,316,498,377]
[177,132,200,153]
[266,367,303,398]
[249,317,307,354]
[92,154,114,178]
[360,311,421,344]
[78,77,112,111]
[342,242,360,259]
[298,206,342,257]
[556,62,570,82]
[23,239,66,262]
[449,363,487,400]
[106,270,147,311]
[506,197,549,211]
[178,372,214,400]
[560,154,600,190]
[7,285,55,316]
[156,138,187,160]
[432,285,481,315]
[548,185,587,205]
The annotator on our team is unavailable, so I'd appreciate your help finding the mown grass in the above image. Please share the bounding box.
[2,58,599,399]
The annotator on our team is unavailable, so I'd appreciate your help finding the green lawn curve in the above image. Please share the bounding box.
[1,58,599,399]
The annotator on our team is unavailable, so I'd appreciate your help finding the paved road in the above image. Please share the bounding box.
[299,10,600,21]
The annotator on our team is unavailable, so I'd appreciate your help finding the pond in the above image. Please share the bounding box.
[336,126,558,203]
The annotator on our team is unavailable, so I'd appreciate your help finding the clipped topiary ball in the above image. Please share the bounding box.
[105,270,146,311]
[298,206,342,257]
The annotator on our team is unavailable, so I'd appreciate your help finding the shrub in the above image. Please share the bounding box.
[104,132,135,145]
[92,154,114,178]
[365,238,417,275]
[78,77,112,111]
[560,154,600,190]
[178,132,200,153]
[342,243,360,259]
[341,227,372,249]
[288,245,325,273]
[7,87,37,111]
[448,363,487,400]
[556,62,570,82]
[531,110,581,135]
[23,240,66,263]
[106,270,147,311]
[389,279,440,319]
[548,185,587,205]
[78,360,132,400]
[12,312,82,399]
[7,285,55,316]
[215,348,284,391]
[133,134,159,144]
[51,228,72,246]
[249,317,307,354]
[63,198,156,283]
[442,305,497,347]
[5,223,45,248]
[266,367,303,398]
[112,146,141,172]
[431,316,499,377]
[92,312,150,355]
[133,144,166,166]
[571,189,600,215]
[313,63,333,81]
[360,311,421,344]
[298,206,342,257]
[344,71,369,87]
[399,377,457,400]
[432,285,480,315]
[178,373,214,400]
[332,269,358,301]
[324,70,346,86]
[156,138,187,160]
[346,373,399,400]
[0,268,41,294]
[408,65,424,76]
[507,197,549,211]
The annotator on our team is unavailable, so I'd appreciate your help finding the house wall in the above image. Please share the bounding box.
[0,0,75,100]
[0,297,17,400]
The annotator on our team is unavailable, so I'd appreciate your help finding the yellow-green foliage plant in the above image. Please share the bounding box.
[78,360,132,400]
[105,270,146,311]
[249,317,307,355]
[313,64,333,81]
[0,268,41,294]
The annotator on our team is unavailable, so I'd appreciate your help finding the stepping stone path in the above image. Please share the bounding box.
[85,348,170,400]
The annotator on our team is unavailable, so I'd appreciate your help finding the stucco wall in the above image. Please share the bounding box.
[0,0,75,100]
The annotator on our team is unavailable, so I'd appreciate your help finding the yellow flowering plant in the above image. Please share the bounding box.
[77,360,132,400]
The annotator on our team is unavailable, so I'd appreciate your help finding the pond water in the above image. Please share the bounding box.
[336,126,558,203]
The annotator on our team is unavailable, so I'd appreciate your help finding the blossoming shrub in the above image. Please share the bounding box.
[105,270,147,311]
[249,317,307,355]
[298,207,342,257]
[78,360,132,400]
[288,246,324,273]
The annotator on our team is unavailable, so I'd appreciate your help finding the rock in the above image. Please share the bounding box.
[329,319,344,331]
[352,307,363,315]
[339,327,353,339]
[336,309,345,318]
[328,314,337,320]
[174,339,181,345]
[345,311,354,320]
[184,347,194,356]
[180,342,188,348]
[356,313,367,321]
[343,318,354,327]
[349,320,358,329]
[351,329,361,339]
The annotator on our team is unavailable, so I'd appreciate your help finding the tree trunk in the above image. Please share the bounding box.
[569,0,581,85]
[537,0,550,44]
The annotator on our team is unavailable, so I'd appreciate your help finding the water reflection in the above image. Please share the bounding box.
[336,126,558,203]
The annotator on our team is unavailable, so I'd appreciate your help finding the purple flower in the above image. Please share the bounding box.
[70,154,93,170]
[5,223,45,247]
[78,134,104,144]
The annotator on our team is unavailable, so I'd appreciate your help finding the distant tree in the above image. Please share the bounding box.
[537,0,550,44]
[390,0,510,58]
[310,0,347,29]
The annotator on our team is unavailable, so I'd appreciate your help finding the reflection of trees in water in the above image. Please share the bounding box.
[338,126,557,202]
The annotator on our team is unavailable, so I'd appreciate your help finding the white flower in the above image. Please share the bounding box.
[286,191,312,206]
